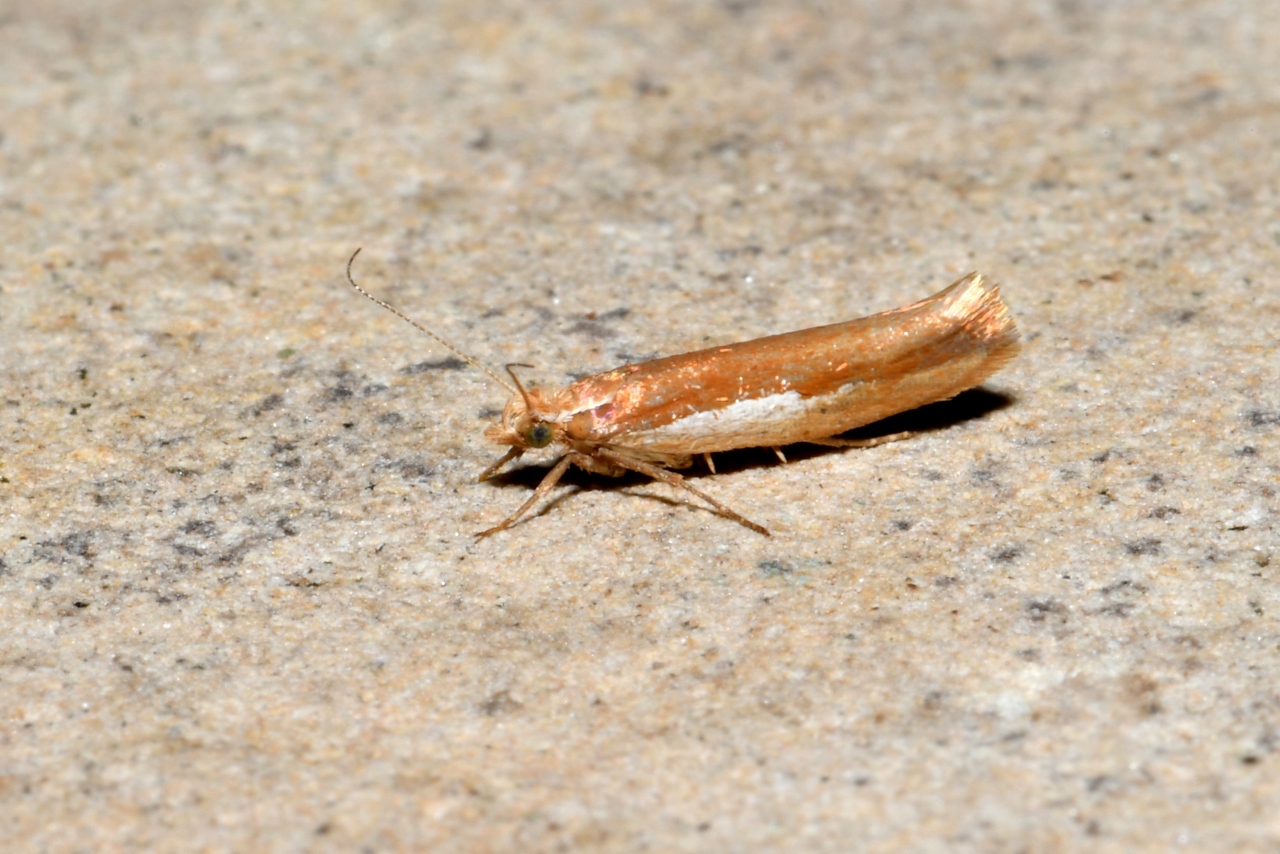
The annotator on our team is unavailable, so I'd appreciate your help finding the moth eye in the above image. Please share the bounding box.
[527,422,554,448]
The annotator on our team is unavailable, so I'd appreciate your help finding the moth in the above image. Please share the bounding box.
[346,250,1020,537]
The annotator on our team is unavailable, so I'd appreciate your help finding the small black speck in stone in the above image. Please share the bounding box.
[401,357,467,374]
[1246,409,1280,428]
[992,545,1023,563]
[567,315,626,338]
[397,460,435,482]
[758,559,792,577]
[247,393,284,418]
[1099,578,1146,596]
[892,519,912,531]
[60,533,93,558]
[1025,598,1063,622]
[1125,537,1161,556]
[1236,446,1258,456]
[182,519,217,537]
[479,689,521,716]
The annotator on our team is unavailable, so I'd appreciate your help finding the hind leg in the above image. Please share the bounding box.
[596,449,770,536]
[807,431,913,450]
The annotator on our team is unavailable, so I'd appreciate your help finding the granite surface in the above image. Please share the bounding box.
[2,1,1278,851]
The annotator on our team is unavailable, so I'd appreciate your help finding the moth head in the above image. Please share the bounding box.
[484,379,560,452]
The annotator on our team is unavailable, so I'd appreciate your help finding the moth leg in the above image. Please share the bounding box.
[808,430,914,449]
[597,449,770,537]
[475,452,581,538]
[771,446,788,464]
[478,447,523,482]
[702,453,716,474]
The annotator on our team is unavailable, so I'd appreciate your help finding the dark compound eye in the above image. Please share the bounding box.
[527,422,554,448]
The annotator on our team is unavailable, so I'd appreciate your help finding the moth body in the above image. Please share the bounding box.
[346,251,1019,538]
[480,272,1019,536]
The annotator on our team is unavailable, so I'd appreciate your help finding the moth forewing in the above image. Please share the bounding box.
[492,273,1018,454]
[346,252,1019,538]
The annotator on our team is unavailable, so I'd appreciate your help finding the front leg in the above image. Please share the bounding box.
[475,452,591,538]
[478,447,523,482]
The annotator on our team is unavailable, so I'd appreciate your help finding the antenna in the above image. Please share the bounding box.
[503,363,538,412]
[345,249,517,395]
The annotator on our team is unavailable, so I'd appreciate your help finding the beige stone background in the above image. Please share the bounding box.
[2,1,1278,851]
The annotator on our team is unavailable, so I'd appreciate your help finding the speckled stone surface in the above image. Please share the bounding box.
[2,2,1278,851]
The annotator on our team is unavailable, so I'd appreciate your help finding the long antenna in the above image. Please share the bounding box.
[345,249,517,395]
[504,363,538,411]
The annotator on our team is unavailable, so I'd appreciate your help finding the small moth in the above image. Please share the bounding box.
[346,250,1019,537]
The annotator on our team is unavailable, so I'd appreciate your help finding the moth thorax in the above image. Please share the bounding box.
[565,411,595,441]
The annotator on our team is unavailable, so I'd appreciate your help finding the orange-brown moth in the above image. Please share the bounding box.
[346,250,1019,537]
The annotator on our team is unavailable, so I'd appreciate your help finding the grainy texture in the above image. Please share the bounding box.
[2,1,1278,852]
